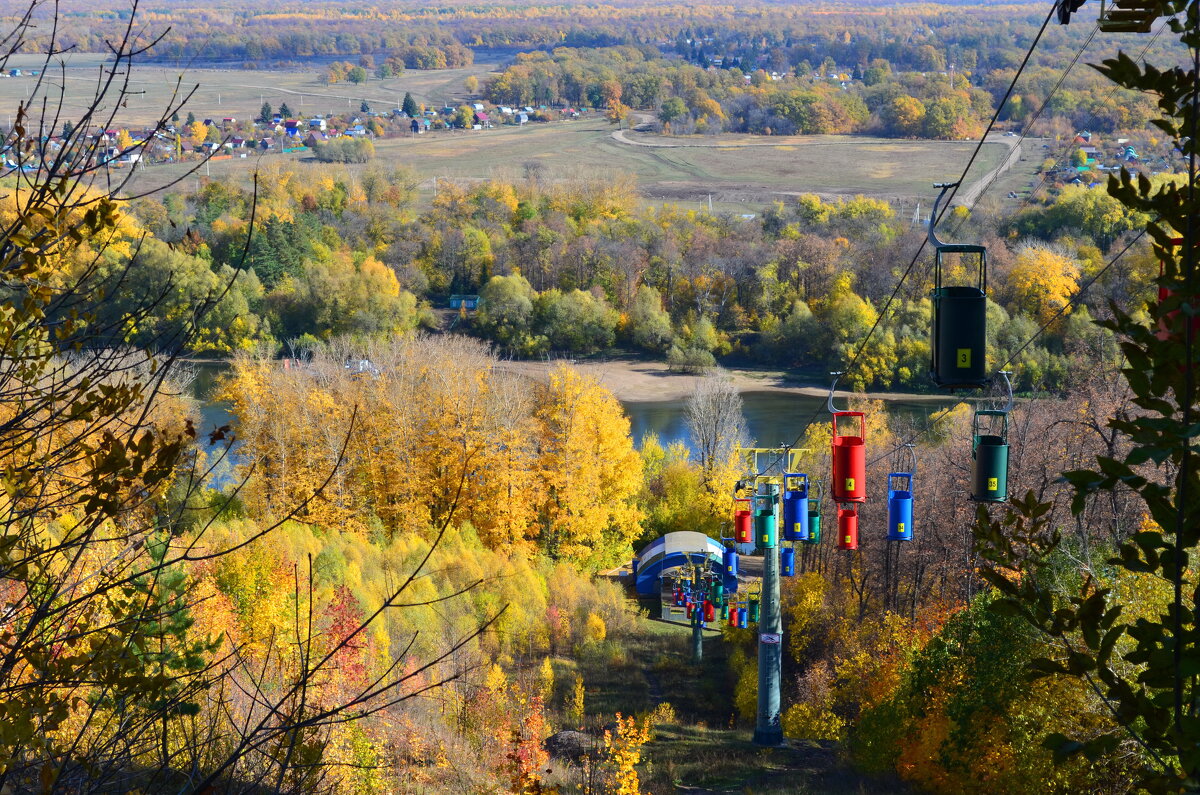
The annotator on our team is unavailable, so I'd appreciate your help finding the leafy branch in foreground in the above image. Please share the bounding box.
[974,2,1200,791]
[0,1,499,791]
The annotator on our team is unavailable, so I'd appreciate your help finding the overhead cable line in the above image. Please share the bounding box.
[866,225,1149,466]
[958,18,1167,237]
[748,0,1060,480]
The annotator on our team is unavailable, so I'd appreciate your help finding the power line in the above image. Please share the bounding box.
[749,0,1060,481]
[967,19,1167,231]
[866,225,1149,466]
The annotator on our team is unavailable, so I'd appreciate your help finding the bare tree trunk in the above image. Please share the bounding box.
[685,368,746,477]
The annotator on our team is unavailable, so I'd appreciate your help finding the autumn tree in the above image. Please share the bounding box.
[1006,242,1081,325]
[606,99,631,128]
[624,284,674,352]
[686,369,746,485]
[0,3,499,790]
[881,95,925,137]
[536,366,643,569]
[187,119,208,148]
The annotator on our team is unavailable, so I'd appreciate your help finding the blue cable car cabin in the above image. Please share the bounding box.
[887,473,914,541]
[782,473,809,541]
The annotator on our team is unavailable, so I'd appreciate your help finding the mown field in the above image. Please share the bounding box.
[0,55,1043,210]
[0,53,497,124]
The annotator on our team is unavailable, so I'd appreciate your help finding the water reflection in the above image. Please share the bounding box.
[625,391,955,455]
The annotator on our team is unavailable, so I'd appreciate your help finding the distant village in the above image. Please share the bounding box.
[0,71,594,173]
[1035,129,1179,192]
[0,60,1182,188]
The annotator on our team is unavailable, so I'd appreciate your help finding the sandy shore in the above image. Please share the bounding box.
[493,357,950,404]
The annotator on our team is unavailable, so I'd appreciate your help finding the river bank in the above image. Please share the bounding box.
[493,357,951,404]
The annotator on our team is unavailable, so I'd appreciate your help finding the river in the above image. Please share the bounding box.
[625,391,952,452]
[189,363,954,462]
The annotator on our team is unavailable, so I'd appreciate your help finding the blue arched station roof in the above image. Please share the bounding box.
[633,531,736,596]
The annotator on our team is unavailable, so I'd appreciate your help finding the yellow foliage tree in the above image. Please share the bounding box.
[537,657,555,702]
[584,612,607,644]
[602,713,652,795]
[1007,243,1081,325]
[570,674,586,725]
[187,120,208,149]
[535,365,643,569]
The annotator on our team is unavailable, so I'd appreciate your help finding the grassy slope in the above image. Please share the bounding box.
[565,593,908,794]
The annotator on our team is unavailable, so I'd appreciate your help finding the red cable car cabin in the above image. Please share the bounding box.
[733,497,753,543]
[837,503,859,550]
[1156,237,1199,353]
[831,411,866,503]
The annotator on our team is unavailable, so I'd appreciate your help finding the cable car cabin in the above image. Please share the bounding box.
[803,480,823,543]
[781,546,795,577]
[704,600,716,623]
[837,503,859,550]
[721,603,730,621]
[711,580,724,603]
[754,495,778,550]
[806,510,822,544]
[972,410,1010,503]
[1095,0,1162,32]
[887,473,914,541]
[1156,238,1200,355]
[734,498,753,543]
[724,546,739,578]
[930,243,989,389]
[782,473,810,541]
[831,412,866,503]
[748,597,760,623]
[738,606,748,626]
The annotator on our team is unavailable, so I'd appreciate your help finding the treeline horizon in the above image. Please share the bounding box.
[6,0,1185,138]
[123,158,1160,395]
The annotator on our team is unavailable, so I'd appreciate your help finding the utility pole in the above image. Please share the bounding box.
[753,482,784,746]
[690,555,704,664]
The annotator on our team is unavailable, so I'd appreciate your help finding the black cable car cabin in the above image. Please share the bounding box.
[1058,0,1163,33]
[928,183,989,390]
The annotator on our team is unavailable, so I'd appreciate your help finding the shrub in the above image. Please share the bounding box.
[313,137,376,163]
